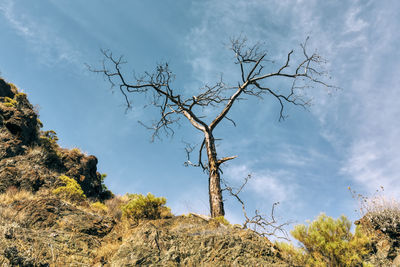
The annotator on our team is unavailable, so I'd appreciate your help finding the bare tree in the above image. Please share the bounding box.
[90,36,333,218]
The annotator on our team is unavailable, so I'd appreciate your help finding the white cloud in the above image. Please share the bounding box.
[0,0,81,67]
[344,6,369,33]
[225,164,297,203]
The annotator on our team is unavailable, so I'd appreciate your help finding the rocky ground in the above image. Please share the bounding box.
[0,192,287,266]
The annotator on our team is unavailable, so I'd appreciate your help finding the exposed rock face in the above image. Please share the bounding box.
[109,215,287,266]
[0,79,16,98]
[0,78,111,200]
[356,214,400,266]
[0,81,38,159]
[0,190,287,266]
[0,193,115,266]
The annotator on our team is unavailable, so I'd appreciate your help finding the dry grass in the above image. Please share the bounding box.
[93,241,121,265]
[92,219,134,265]
[0,187,35,205]
[104,195,129,221]
[0,188,104,266]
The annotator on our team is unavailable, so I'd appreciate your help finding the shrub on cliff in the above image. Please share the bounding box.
[281,213,372,266]
[53,175,86,202]
[2,96,17,108]
[350,187,400,239]
[39,130,59,148]
[121,193,171,221]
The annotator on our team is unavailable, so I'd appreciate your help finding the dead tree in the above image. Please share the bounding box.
[90,36,333,218]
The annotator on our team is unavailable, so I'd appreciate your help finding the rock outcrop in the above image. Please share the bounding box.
[0,191,115,266]
[0,78,111,200]
[109,215,286,266]
[356,213,400,266]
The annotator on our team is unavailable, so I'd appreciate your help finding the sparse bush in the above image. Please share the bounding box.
[105,196,125,220]
[121,193,171,221]
[350,186,400,238]
[213,216,230,226]
[53,175,86,202]
[39,130,59,151]
[90,201,108,213]
[288,213,372,266]
[41,130,58,143]
[39,130,60,161]
[70,147,81,154]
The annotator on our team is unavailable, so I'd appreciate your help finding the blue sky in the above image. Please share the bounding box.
[1,0,399,235]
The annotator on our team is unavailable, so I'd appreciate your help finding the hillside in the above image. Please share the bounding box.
[0,78,399,266]
[0,78,289,266]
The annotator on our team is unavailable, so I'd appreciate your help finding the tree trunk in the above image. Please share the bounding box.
[205,131,225,217]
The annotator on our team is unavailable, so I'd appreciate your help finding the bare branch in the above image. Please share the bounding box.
[224,116,237,127]
[217,155,237,165]
[222,175,290,240]
[183,139,207,171]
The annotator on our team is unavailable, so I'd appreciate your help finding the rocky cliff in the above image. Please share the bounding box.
[0,78,111,199]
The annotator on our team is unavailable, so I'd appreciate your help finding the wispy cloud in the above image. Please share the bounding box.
[344,6,369,34]
[0,1,33,37]
[306,2,400,196]
[0,0,81,67]
[186,0,400,201]
[225,164,297,203]
[340,18,400,195]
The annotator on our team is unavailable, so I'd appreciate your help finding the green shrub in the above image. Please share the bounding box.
[0,92,27,108]
[121,193,170,221]
[41,130,59,143]
[275,241,308,266]
[289,213,372,266]
[2,96,17,107]
[53,175,86,202]
[39,130,59,152]
[100,173,109,192]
